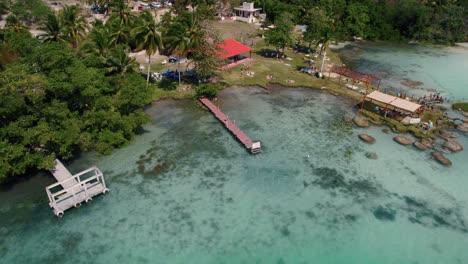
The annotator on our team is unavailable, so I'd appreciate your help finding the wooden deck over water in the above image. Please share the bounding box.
[46,160,109,217]
[50,159,78,189]
[200,98,261,153]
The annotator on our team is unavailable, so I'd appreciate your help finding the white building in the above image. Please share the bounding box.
[233,2,261,24]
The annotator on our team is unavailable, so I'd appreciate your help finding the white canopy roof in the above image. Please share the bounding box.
[366,91,422,113]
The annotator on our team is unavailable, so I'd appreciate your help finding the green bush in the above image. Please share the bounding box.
[195,83,223,98]
[452,102,468,112]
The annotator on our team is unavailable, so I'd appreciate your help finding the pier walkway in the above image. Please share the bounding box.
[200,98,261,154]
[46,159,109,217]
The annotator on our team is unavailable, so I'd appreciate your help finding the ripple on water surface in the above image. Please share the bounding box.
[0,86,467,264]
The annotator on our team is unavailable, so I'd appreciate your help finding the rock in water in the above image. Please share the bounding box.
[369,118,382,126]
[421,138,434,149]
[343,115,353,123]
[359,134,376,144]
[414,141,428,150]
[353,116,370,127]
[432,151,452,166]
[394,136,413,145]
[443,140,464,152]
[401,79,423,88]
[457,123,468,132]
[365,152,378,159]
[382,128,390,134]
[438,130,460,138]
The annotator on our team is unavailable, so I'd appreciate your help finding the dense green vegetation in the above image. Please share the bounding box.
[0,1,220,181]
[0,32,152,180]
[258,0,467,44]
[176,0,467,43]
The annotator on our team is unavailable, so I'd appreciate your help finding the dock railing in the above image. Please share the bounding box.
[45,166,108,217]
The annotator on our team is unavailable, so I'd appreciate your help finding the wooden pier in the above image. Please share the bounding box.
[45,159,109,217]
[200,97,261,154]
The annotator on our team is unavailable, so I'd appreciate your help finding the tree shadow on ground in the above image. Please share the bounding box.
[156,78,177,91]
[254,48,279,58]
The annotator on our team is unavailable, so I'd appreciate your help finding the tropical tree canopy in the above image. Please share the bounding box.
[60,5,89,48]
[131,10,163,83]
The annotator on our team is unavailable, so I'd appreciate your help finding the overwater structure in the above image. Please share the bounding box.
[45,159,109,217]
[200,97,261,154]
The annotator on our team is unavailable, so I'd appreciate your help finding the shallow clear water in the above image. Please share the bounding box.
[1,85,467,263]
[339,43,468,102]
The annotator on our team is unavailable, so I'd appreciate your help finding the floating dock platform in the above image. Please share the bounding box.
[200,97,261,154]
[45,159,109,217]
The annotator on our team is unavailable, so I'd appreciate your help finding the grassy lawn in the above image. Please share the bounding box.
[218,39,367,101]
[212,20,260,43]
[152,86,195,101]
[145,21,447,141]
[145,21,372,108]
[144,20,367,102]
[452,102,468,112]
[148,36,367,103]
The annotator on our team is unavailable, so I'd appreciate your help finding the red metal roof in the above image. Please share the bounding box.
[217,39,252,58]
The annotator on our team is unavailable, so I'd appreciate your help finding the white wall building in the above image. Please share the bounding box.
[233,2,261,23]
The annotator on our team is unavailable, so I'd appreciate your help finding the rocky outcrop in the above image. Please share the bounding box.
[414,141,429,150]
[353,116,370,127]
[394,136,413,145]
[420,139,434,149]
[401,79,423,88]
[365,152,378,159]
[343,115,353,124]
[443,140,464,152]
[438,130,460,138]
[432,151,452,166]
[457,123,468,132]
[369,118,383,126]
[359,134,376,144]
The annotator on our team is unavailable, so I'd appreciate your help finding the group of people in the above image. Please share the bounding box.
[418,93,446,105]
[240,64,255,77]
[420,120,434,132]
[374,106,407,118]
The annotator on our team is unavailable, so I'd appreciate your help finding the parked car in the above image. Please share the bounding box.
[150,2,161,8]
[91,5,106,14]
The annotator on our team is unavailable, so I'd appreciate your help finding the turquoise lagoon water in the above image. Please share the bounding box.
[1,44,468,263]
[1,86,467,263]
[339,43,468,102]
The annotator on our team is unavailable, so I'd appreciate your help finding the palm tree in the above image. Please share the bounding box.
[38,14,67,43]
[109,18,131,46]
[315,29,332,56]
[104,45,137,75]
[165,12,202,86]
[60,5,89,48]
[315,26,334,74]
[131,10,163,84]
[83,26,113,57]
[109,0,132,25]
[5,15,28,33]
